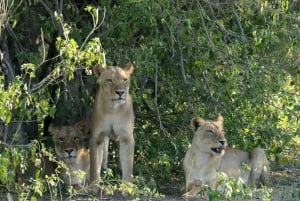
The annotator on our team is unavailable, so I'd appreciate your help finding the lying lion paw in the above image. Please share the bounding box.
[87,181,100,195]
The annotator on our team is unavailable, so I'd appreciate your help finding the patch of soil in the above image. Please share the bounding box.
[84,169,300,201]
[1,169,299,201]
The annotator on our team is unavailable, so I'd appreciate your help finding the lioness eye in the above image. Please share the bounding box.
[106,79,112,83]
[58,137,64,143]
[123,78,128,83]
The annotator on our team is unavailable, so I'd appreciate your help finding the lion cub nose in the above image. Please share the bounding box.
[115,90,125,96]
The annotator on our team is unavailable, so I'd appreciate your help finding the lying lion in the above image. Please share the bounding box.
[89,63,135,193]
[49,121,91,190]
[182,114,269,197]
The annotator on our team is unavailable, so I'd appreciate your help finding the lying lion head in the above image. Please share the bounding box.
[191,114,227,156]
[49,121,88,164]
[93,63,134,106]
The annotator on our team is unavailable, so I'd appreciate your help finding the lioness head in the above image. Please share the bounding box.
[93,63,134,105]
[191,114,227,156]
[49,122,88,164]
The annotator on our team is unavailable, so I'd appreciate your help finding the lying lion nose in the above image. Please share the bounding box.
[219,140,226,145]
[65,149,74,154]
[115,90,124,96]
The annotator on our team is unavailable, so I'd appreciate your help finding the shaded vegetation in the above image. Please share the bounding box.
[0,0,299,200]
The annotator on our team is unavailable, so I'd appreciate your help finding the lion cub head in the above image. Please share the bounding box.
[93,63,134,106]
[191,114,227,156]
[49,121,88,164]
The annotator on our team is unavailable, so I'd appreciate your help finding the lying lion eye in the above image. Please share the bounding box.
[74,136,79,142]
[207,130,214,135]
[123,78,128,83]
[58,137,64,143]
[106,79,113,83]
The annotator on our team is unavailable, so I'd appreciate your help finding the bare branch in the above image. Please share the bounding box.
[202,70,218,115]
[231,5,247,42]
[197,1,215,50]
[155,62,168,136]
[1,34,15,81]
[79,7,106,51]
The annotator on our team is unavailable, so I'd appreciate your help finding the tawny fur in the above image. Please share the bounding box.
[49,121,91,190]
[182,115,269,197]
[89,63,135,193]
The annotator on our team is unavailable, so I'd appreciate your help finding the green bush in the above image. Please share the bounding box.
[0,0,299,199]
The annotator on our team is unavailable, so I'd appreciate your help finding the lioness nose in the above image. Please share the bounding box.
[65,149,74,154]
[115,90,124,96]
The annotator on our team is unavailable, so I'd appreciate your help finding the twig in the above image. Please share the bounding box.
[155,62,168,135]
[40,0,55,19]
[197,1,215,50]
[176,26,187,83]
[1,34,15,81]
[231,5,247,42]
[202,70,218,114]
[41,28,46,62]
[79,7,106,51]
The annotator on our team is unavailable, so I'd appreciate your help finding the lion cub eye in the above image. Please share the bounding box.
[123,78,128,83]
[58,137,64,143]
[106,78,113,83]
[74,136,79,142]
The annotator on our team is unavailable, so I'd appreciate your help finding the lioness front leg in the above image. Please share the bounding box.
[119,135,134,182]
[89,136,105,193]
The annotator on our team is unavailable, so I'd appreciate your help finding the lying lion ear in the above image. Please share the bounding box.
[191,117,205,131]
[48,124,59,135]
[93,63,106,77]
[124,62,134,75]
[215,114,224,123]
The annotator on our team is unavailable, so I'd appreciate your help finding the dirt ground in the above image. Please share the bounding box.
[1,168,299,201]
[66,168,300,201]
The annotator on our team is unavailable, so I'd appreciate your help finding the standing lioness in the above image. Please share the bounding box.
[183,114,269,197]
[89,63,135,193]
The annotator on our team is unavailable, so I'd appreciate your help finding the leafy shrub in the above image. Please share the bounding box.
[0,0,299,199]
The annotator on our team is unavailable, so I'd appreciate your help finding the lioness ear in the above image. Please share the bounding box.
[48,124,60,135]
[93,63,106,77]
[215,114,224,124]
[191,117,205,131]
[124,62,134,75]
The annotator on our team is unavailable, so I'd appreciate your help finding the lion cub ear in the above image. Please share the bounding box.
[48,124,60,135]
[74,121,89,135]
[124,62,134,75]
[93,63,106,77]
[191,117,205,131]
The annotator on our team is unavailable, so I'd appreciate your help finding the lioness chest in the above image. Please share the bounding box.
[92,101,134,140]
[184,148,222,186]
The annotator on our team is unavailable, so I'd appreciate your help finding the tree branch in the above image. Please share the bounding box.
[202,70,218,115]
[231,5,247,42]
[79,7,106,51]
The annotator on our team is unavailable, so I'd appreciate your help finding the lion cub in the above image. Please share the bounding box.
[89,63,135,193]
[183,115,269,197]
[49,121,90,190]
